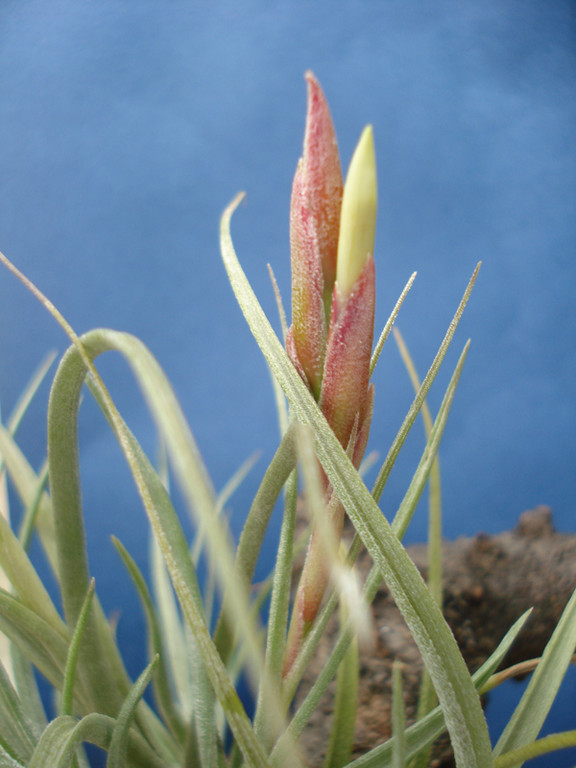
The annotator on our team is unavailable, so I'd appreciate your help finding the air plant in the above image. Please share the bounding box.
[0,71,574,768]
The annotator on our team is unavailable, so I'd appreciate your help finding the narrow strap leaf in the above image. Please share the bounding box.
[371,263,481,503]
[49,332,273,768]
[220,195,492,768]
[0,498,63,633]
[27,713,166,768]
[113,537,185,741]
[369,271,416,377]
[323,618,359,768]
[391,663,407,768]
[214,425,297,663]
[8,647,47,738]
[0,426,57,574]
[280,339,469,711]
[494,584,576,762]
[0,590,68,696]
[344,610,532,768]
[495,730,576,768]
[150,535,195,720]
[107,657,159,768]
[0,745,25,767]
[0,660,37,764]
[253,466,299,754]
[18,461,49,554]
[27,716,85,768]
[4,353,57,438]
[60,580,96,716]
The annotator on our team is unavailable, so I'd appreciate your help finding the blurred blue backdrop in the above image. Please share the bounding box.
[0,2,575,765]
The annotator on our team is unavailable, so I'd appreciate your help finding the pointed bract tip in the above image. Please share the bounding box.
[305,70,318,86]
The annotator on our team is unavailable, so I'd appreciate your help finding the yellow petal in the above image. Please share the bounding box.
[336,125,377,296]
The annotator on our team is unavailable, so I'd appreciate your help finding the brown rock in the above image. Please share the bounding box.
[296,506,576,767]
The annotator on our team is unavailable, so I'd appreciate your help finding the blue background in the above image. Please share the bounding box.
[0,2,575,765]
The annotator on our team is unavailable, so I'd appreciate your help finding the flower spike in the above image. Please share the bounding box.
[283,76,378,677]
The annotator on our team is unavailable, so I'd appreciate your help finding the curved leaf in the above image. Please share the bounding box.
[345,610,532,768]
[0,500,62,633]
[48,332,273,768]
[60,580,96,716]
[220,194,492,768]
[494,584,576,763]
[0,426,56,573]
[113,538,185,742]
[214,425,297,663]
[27,713,166,768]
[107,657,158,768]
[0,746,25,768]
[0,660,37,764]
[495,730,576,768]
[0,590,68,694]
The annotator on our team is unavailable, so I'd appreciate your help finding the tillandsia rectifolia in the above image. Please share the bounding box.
[283,72,377,676]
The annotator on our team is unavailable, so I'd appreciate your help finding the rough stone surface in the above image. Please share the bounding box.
[296,506,576,767]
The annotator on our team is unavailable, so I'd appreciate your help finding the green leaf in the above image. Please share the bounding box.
[0,745,25,768]
[391,663,407,768]
[192,451,259,569]
[0,497,63,633]
[48,331,273,768]
[188,638,220,768]
[393,326,443,605]
[0,590,68,695]
[371,264,480,505]
[61,580,96,716]
[9,647,47,735]
[88,330,273,692]
[214,425,297,665]
[0,659,37,764]
[113,537,185,742]
[344,610,532,768]
[323,623,359,768]
[278,339,469,724]
[27,713,166,768]
[107,657,158,768]
[149,535,194,721]
[221,194,492,768]
[388,340,468,541]
[369,272,416,377]
[495,729,576,768]
[266,264,290,436]
[494,584,576,763]
[0,425,57,574]
[271,346,468,768]
[47,339,190,764]
[252,462,299,756]
[200,452,260,627]
[27,716,85,768]
[3,353,57,439]
[18,461,49,554]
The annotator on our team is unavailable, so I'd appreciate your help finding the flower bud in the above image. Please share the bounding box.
[289,73,343,397]
[336,125,377,297]
[301,71,343,300]
[320,254,375,450]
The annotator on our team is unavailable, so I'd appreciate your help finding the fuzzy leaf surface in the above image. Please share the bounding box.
[221,194,492,768]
